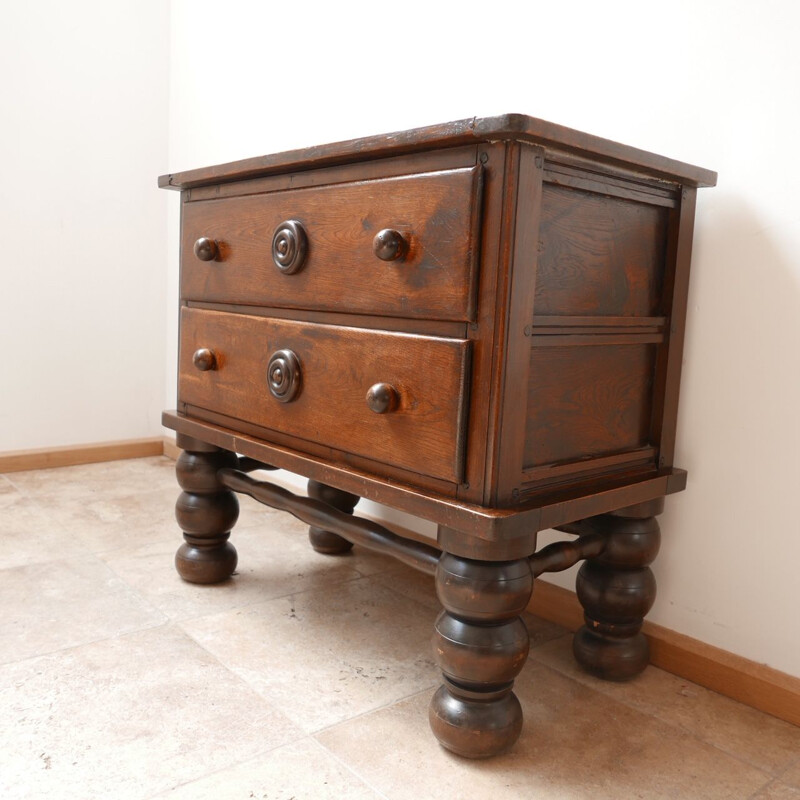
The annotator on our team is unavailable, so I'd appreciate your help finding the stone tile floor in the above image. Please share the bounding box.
[1,456,798,799]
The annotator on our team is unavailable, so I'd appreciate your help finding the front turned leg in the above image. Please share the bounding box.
[430,553,534,758]
[574,513,661,680]
[174,436,240,584]
[307,480,359,554]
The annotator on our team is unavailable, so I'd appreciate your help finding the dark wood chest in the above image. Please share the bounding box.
[161,115,715,757]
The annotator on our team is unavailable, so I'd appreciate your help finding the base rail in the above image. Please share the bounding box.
[218,468,609,578]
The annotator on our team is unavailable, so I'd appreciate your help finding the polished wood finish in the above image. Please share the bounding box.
[162,117,714,759]
[271,219,308,274]
[372,228,408,262]
[219,469,440,572]
[365,382,399,414]
[159,114,717,190]
[430,553,533,757]
[181,166,482,321]
[524,342,657,469]
[535,183,669,317]
[178,307,471,483]
[573,512,661,680]
[307,479,359,555]
[266,349,302,403]
[192,347,216,372]
[164,408,688,539]
[193,236,219,262]
[173,436,240,584]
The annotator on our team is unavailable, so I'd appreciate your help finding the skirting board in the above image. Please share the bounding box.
[529,580,800,728]
[0,437,165,473]
[5,436,796,728]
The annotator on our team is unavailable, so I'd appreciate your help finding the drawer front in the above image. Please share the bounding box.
[181,167,482,321]
[179,308,471,483]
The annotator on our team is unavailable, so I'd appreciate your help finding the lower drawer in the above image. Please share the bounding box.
[178,308,471,483]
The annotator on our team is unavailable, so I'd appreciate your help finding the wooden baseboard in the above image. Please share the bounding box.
[0,437,166,473]
[529,580,800,727]
[162,436,181,461]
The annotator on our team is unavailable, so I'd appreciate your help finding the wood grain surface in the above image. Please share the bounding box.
[159,114,717,190]
[181,167,482,320]
[535,184,669,317]
[524,342,656,468]
[179,308,471,482]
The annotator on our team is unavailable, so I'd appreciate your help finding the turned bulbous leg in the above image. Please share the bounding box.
[307,480,359,554]
[573,514,661,681]
[429,553,533,758]
[174,436,240,584]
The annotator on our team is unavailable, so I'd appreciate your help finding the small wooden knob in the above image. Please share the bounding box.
[193,237,219,262]
[373,229,407,262]
[267,349,302,402]
[192,348,217,371]
[366,382,399,414]
[272,220,308,274]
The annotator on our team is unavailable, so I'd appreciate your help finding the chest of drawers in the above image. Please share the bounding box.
[161,115,715,758]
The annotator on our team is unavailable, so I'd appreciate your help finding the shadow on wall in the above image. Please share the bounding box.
[533,189,800,670]
[649,189,800,672]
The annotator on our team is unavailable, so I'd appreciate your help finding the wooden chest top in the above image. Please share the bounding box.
[162,115,715,533]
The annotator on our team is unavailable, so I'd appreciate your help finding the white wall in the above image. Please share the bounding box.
[167,0,800,678]
[0,0,170,450]
[5,0,787,676]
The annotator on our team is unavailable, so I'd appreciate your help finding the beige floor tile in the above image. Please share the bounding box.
[345,546,403,577]
[781,759,800,788]
[753,781,800,799]
[529,636,800,775]
[153,737,383,799]
[180,577,440,734]
[25,484,276,555]
[0,474,20,506]
[7,456,177,500]
[101,516,366,622]
[316,660,772,800]
[367,563,439,609]
[0,555,165,663]
[1,492,91,569]
[0,625,303,800]
[30,485,190,554]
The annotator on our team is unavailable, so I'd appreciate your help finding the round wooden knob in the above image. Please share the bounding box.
[192,348,217,371]
[373,229,408,262]
[193,237,219,262]
[366,382,399,414]
[272,220,308,274]
[267,349,302,402]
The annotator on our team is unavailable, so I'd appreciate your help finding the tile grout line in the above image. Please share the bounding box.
[167,557,443,630]
[142,735,318,800]
[529,656,793,780]
[308,736,393,800]
[166,569,377,628]
[746,776,784,799]
[309,683,440,739]
[0,619,172,669]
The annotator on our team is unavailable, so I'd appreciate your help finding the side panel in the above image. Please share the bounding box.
[497,158,682,501]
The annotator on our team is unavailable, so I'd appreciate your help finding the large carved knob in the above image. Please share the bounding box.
[373,229,408,262]
[366,382,399,414]
[193,237,219,262]
[192,348,217,371]
[272,220,308,274]
[267,349,302,402]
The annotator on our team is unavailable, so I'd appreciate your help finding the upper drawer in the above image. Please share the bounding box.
[181,166,483,321]
[179,308,471,483]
